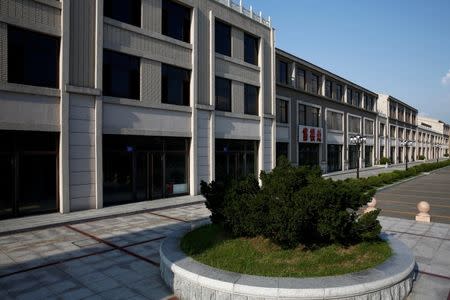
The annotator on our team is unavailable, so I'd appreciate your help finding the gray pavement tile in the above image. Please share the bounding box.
[413,237,443,260]
[128,276,166,295]
[47,280,80,295]
[146,285,173,300]
[408,273,450,300]
[97,286,142,300]
[56,287,95,300]
[14,286,54,300]
[83,276,121,293]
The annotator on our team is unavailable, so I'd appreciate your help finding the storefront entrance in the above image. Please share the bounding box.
[365,146,373,167]
[348,145,359,170]
[0,131,59,219]
[298,143,320,167]
[327,144,342,173]
[215,139,257,181]
[103,135,189,206]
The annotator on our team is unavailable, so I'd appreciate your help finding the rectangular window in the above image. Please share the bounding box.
[8,26,60,88]
[215,139,257,181]
[327,144,342,173]
[390,126,396,138]
[215,77,231,112]
[162,64,190,106]
[364,119,374,135]
[244,33,258,65]
[354,91,361,107]
[162,0,191,43]
[326,111,343,131]
[276,99,289,123]
[215,20,231,56]
[325,80,332,98]
[244,84,258,115]
[389,104,396,119]
[276,142,289,163]
[335,84,343,101]
[347,88,353,104]
[103,50,140,100]
[278,61,288,84]
[296,68,305,90]
[348,116,361,133]
[309,74,319,94]
[298,143,319,167]
[299,104,320,127]
[104,0,141,27]
[379,123,385,136]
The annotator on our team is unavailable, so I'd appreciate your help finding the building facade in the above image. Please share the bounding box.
[0,0,275,219]
[377,95,418,164]
[0,0,449,220]
[275,49,379,173]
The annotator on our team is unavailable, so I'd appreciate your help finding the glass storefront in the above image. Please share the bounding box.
[348,145,359,169]
[215,139,257,181]
[327,144,342,173]
[103,135,189,206]
[298,143,320,167]
[276,142,289,164]
[365,145,373,167]
[390,147,396,163]
[0,131,59,219]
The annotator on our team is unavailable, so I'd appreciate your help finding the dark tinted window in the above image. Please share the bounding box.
[298,104,319,127]
[162,0,191,43]
[278,61,288,84]
[276,142,289,163]
[244,33,258,65]
[162,64,190,106]
[215,77,231,112]
[347,88,353,104]
[296,68,305,90]
[335,84,343,101]
[276,99,288,123]
[309,74,319,94]
[215,20,231,56]
[8,26,59,88]
[244,84,258,115]
[104,0,141,27]
[325,80,332,98]
[103,50,140,100]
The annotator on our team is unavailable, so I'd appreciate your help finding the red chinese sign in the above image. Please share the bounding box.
[298,125,323,144]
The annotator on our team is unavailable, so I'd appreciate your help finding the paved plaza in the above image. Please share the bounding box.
[0,197,449,299]
[376,166,450,224]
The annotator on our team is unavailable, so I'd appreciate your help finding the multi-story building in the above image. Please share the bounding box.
[417,116,449,159]
[0,0,275,219]
[377,95,418,164]
[275,49,379,173]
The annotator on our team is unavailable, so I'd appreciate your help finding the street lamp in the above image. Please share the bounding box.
[400,140,414,170]
[350,135,367,179]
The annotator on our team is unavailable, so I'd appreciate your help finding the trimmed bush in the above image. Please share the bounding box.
[201,157,379,248]
[445,153,449,158]
[379,157,391,165]
[418,155,426,160]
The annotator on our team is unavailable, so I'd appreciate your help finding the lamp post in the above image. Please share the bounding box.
[400,140,414,170]
[350,135,367,179]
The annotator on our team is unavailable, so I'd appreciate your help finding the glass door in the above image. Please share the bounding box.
[0,153,14,219]
[18,153,58,215]
[150,152,164,199]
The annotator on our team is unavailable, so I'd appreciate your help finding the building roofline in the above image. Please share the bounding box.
[379,94,418,113]
[275,48,378,97]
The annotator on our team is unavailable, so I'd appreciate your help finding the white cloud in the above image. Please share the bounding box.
[442,69,450,85]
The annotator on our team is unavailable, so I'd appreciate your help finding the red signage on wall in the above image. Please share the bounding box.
[298,125,323,144]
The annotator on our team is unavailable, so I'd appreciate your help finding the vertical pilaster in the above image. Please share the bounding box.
[270,27,276,169]
[190,7,199,194]
[258,36,265,179]
[60,0,71,213]
[94,0,103,209]
[209,10,215,182]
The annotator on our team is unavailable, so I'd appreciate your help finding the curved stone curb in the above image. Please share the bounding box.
[160,230,415,300]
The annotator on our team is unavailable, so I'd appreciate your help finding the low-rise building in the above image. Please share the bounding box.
[417,116,449,160]
[275,49,379,173]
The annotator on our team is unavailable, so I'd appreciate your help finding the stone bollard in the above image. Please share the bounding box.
[364,197,377,213]
[415,201,431,223]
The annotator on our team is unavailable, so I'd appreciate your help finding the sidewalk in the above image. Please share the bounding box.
[0,202,448,299]
[323,159,446,180]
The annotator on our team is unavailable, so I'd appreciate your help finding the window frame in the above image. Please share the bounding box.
[215,76,232,112]
[298,101,321,127]
[244,84,259,115]
[325,108,344,132]
[277,60,289,85]
[276,98,289,124]
[244,32,259,65]
[347,114,362,134]
[161,63,191,106]
[364,118,375,136]
[325,80,332,98]
[215,20,231,57]
[161,0,192,43]
[104,0,142,27]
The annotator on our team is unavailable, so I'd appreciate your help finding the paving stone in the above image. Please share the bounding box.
[47,280,79,294]
[14,286,54,300]
[57,287,95,300]
[98,286,142,300]
[83,276,121,293]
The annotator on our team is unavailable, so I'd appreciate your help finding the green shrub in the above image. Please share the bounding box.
[379,157,391,165]
[200,180,227,225]
[418,155,426,160]
[444,153,449,157]
[352,209,382,241]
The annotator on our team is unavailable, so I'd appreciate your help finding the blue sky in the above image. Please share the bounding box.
[251,0,450,123]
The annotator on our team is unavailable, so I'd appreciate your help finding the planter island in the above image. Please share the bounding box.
[159,226,415,300]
